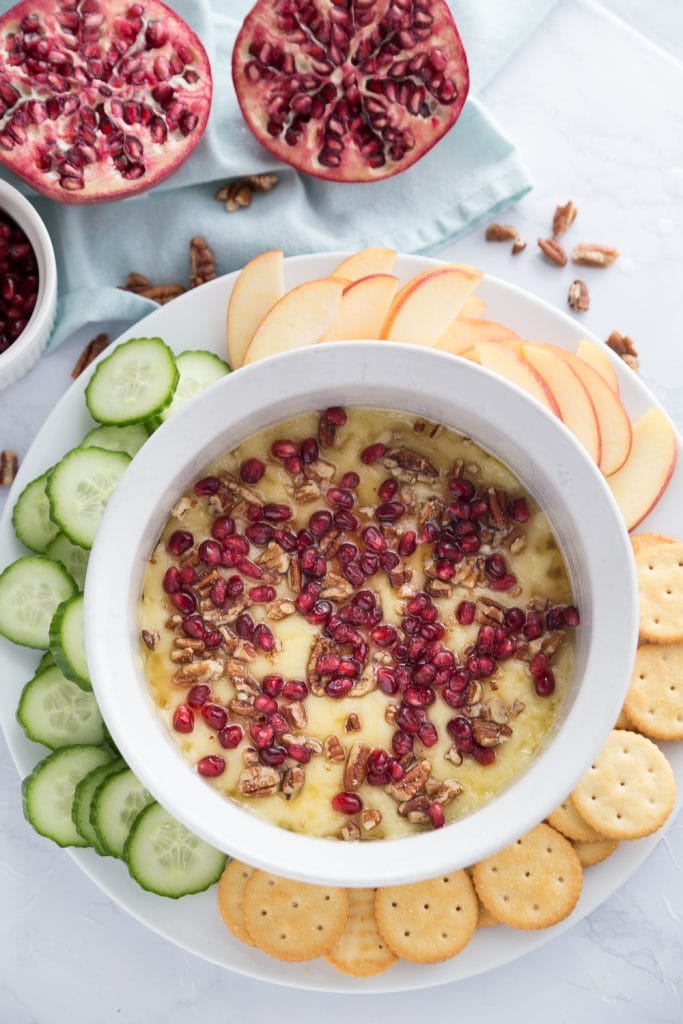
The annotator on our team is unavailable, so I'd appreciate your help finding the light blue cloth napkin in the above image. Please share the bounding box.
[0,0,558,349]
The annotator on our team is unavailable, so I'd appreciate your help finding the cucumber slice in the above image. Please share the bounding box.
[0,556,77,649]
[159,350,229,423]
[91,766,154,858]
[22,745,112,847]
[12,472,60,554]
[37,650,55,672]
[17,664,105,749]
[82,423,149,459]
[125,802,227,898]
[46,446,130,549]
[72,758,125,852]
[85,337,179,426]
[44,533,89,589]
[49,593,90,690]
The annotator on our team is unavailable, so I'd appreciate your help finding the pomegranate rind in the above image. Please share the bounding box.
[0,0,212,204]
[232,0,470,183]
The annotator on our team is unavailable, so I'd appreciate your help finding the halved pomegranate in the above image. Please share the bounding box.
[232,0,469,183]
[0,0,212,204]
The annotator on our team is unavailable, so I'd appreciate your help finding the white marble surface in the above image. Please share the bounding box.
[1,1,683,1020]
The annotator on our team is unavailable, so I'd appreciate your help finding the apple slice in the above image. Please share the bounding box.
[475,344,561,417]
[320,274,399,342]
[436,318,520,356]
[226,251,285,369]
[459,295,486,319]
[521,345,601,464]
[575,338,619,393]
[381,267,481,345]
[608,408,677,531]
[243,279,343,365]
[332,248,397,281]
[549,346,632,475]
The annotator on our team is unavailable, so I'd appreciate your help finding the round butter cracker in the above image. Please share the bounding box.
[572,838,620,868]
[243,870,348,962]
[636,542,683,644]
[472,824,582,931]
[375,872,478,964]
[325,888,397,977]
[624,643,683,740]
[217,859,256,947]
[547,799,605,842]
[572,729,676,840]
[630,533,676,556]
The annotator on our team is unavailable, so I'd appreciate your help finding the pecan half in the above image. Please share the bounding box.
[318,528,343,559]
[351,661,376,697]
[280,765,305,801]
[383,447,438,481]
[141,629,159,651]
[345,713,361,733]
[360,808,382,831]
[323,734,345,762]
[283,701,307,731]
[484,698,509,725]
[189,236,216,288]
[552,200,578,237]
[318,414,337,450]
[471,719,512,747]
[344,742,371,792]
[171,659,222,685]
[568,279,590,312]
[229,698,260,718]
[537,237,568,267]
[238,766,280,797]
[397,794,430,823]
[0,449,18,486]
[121,272,185,304]
[485,223,519,242]
[572,243,619,268]
[302,457,335,483]
[320,572,354,601]
[266,598,296,621]
[605,330,639,371]
[386,759,431,801]
[71,333,110,379]
[511,237,527,255]
[425,778,463,805]
[341,820,361,841]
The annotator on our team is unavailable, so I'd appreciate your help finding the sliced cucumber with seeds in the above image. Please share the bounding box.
[82,423,149,459]
[125,802,227,898]
[0,556,77,649]
[49,593,90,690]
[85,337,179,426]
[12,472,60,554]
[158,350,230,423]
[22,745,112,847]
[47,446,130,549]
[91,766,154,859]
[17,664,105,749]
[72,758,125,852]
[45,532,89,589]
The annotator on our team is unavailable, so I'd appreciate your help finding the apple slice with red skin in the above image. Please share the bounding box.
[474,344,561,418]
[243,279,343,365]
[607,408,677,531]
[332,248,397,281]
[226,250,284,369]
[320,274,399,342]
[381,267,482,345]
[521,345,601,465]
[575,339,619,394]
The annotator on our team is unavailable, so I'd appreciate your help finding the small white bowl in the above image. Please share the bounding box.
[86,342,637,888]
[0,178,57,392]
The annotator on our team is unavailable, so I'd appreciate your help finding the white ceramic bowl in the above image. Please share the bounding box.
[0,178,57,392]
[86,342,637,888]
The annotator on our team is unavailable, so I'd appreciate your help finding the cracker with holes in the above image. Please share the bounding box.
[630,533,676,556]
[614,706,631,730]
[374,872,478,963]
[325,888,397,976]
[572,729,676,840]
[472,823,582,930]
[572,838,619,868]
[635,541,683,643]
[624,643,683,740]
[243,870,348,962]
[217,860,255,947]
[547,799,606,842]
[476,902,501,928]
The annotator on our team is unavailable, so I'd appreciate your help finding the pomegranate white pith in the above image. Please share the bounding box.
[0,0,212,204]
[232,0,469,183]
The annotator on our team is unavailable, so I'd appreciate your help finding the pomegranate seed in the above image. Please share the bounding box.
[448,500,471,521]
[240,457,266,484]
[309,510,333,537]
[381,551,400,571]
[173,704,194,733]
[194,476,220,496]
[295,591,315,615]
[451,668,471,691]
[263,503,293,522]
[327,487,354,510]
[412,663,437,686]
[448,477,475,500]
[338,658,360,677]
[459,533,481,555]
[418,721,438,747]
[376,501,405,523]
[223,535,249,555]
[324,406,347,426]
[226,575,244,597]
[361,443,386,464]
[354,589,376,609]
[435,539,462,563]
[447,716,472,741]
[392,730,414,756]
[202,704,227,731]
[182,615,205,640]
[247,503,263,522]
[562,605,581,628]
[398,530,417,556]
[301,437,319,463]
[204,636,221,654]
[407,593,429,615]
[163,566,181,593]
[530,652,550,678]
[187,684,211,708]
[285,455,302,476]
[489,574,517,592]
[206,578,226,607]
[235,613,254,639]
[505,607,525,632]
[261,745,287,767]
[287,743,311,764]
[387,758,404,781]
[251,723,274,749]
[282,679,307,700]
[309,599,333,624]
[343,562,365,587]
[219,724,243,749]
[271,439,300,461]
[262,674,284,697]
[472,745,496,766]
[317,653,341,675]
[253,624,275,652]
[340,471,360,489]
[378,478,398,502]
[397,705,422,734]
[432,650,455,669]
[508,497,531,522]
[245,523,273,545]
[428,801,445,828]
[485,553,507,579]
[534,670,556,697]
[254,694,278,716]
[360,552,379,576]
[375,668,397,695]
[326,676,354,698]
[167,530,193,556]
[443,687,467,709]
[477,625,496,655]
[181,566,198,586]
[171,590,196,614]
[237,556,263,579]
[495,636,516,659]
[273,527,297,552]
[404,685,435,708]
[371,624,398,648]
[470,499,489,519]
[198,539,223,566]
[545,606,563,631]
[197,755,225,777]
[420,521,440,543]
[249,584,277,603]
[334,510,359,531]
[271,713,289,735]
[331,792,362,814]
[297,528,315,551]
[361,525,387,553]
[338,542,358,564]
[523,611,544,640]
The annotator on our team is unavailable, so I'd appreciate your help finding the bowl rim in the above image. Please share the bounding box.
[85,341,637,887]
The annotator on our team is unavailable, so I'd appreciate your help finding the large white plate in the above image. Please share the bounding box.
[0,252,681,994]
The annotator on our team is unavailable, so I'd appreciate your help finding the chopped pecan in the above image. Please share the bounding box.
[195,568,222,593]
[510,699,526,717]
[283,701,307,731]
[302,457,335,483]
[351,661,376,697]
[174,637,207,651]
[552,200,578,237]
[426,578,453,600]
[398,795,430,823]
[216,180,252,213]
[476,598,505,625]
[472,719,512,747]
[485,223,519,242]
[242,747,260,766]
[287,557,302,592]
[323,734,345,762]
[222,635,257,662]
[121,272,185,304]
[387,565,411,590]
[321,572,354,601]
[345,713,361,733]
[568,279,590,312]
[361,808,382,831]
[170,496,194,520]
[71,333,110,379]
[487,488,508,528]
[385,703,399,725]
[398,485,417,515]
[572,243,619,268]
[452,561,480,588]
[419,496,446,527]
[318,414,337,450]
[256,541,290,575]
[280,765,305,801]
[318,528,343,559]
[229,698,260,718]
[164,614,183,631]
[445,745,463,766]
[212,595,252,625]
[383,446,438,481]
[305,736,324,755]
[503,527,527,554]
[341,820,361,841]
[387,759,431,801]
[266,598,296,621]
[425,778,463,805]
[293,477,321,503]
[238,766,280,797]
[307,633,333,696]
[511,237,527,255]
[343,742,371,792]
[537,236,568,267]
[141,629,159,651]
[172,659,222,685]
[189,236,216,288]
[484,698,509,725]
[541,629,567,658]
[170,648,193,664]
[605,330,639,371]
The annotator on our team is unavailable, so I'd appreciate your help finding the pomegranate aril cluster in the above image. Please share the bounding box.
[0,212,38,352]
